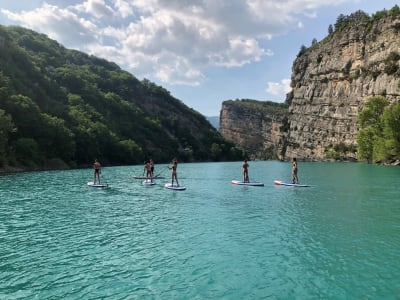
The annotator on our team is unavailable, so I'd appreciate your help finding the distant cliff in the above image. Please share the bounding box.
[219,100,287,159]
[220,7,400,161]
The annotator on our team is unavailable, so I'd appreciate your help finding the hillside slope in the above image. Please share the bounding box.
[0,26,243,170]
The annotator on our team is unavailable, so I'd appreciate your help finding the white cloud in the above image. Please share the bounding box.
[79,0,116,19]
[1,0,345,85]
[266,79,292,98]
[2,4,98,47]
[114,0,134,18]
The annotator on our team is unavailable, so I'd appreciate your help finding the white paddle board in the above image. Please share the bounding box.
[273,180,310,187]
[164,183,186,190]
[142,179,156,186]
[87,182,108,188]
[231,180,264,186]
[133,175,165,179]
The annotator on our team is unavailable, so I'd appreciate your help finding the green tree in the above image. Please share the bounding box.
[116,139,143,164]
[357,127,376,163]
[358,96,388,128]
[381,104,400,158]
[0,109,16,166]
[210,143,222,161]
[38,113,76,163]
[3,94,41,136]
[357,96,388,162]
[328,24,334,35]
[14,138,41,167]
[357,96,400,163]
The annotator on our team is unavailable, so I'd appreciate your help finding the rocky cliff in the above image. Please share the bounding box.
[220,7,400,161]
[285,8,400,160]
[219,100,287,159]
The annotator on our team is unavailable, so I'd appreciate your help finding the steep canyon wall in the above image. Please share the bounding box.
[220,11,400,161]
[219,100,287,159]
[285,14,400,160]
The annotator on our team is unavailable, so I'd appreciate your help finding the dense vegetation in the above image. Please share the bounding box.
[357,96,400,163]
[0,26,244,170]
[300,5,400,54]
[224,99,287,115]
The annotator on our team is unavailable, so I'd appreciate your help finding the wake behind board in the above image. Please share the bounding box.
[273,180,310,187]
[133,175,165,179]
[142,179,156,186]
[231,180,264,187]
[87,182,108,188]
[164,183,186,190]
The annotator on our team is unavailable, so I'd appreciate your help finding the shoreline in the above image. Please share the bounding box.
[1,159,399,175]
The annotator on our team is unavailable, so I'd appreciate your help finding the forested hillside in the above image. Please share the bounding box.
[0,26,243,170]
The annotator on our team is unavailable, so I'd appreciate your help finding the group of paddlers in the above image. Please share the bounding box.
[143,158,179,186]
[94,157,299,186]
[93,158,180,186]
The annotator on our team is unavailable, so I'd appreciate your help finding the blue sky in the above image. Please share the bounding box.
[1,1,398,116]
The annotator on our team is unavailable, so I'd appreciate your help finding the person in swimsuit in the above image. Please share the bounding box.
[292,157,299,184]
[93,159,101,184]
[168,159,179,186]
[242,159,249,182]
[150,159,154,178]
[144,160,153,182]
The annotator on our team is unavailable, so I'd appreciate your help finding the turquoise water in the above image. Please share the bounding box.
[0,161,399,299]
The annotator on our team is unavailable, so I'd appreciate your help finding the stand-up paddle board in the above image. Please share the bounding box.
[273,180,310,187]
[87,182,108,188]
[142,179,156,186]
[231,180,264,186]
[133,176,165,179]
[164,183,186,190]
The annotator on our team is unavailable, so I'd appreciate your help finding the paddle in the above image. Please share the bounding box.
[99,174,108,186]
[154,166,168,178]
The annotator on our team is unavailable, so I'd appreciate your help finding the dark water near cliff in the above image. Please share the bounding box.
[0,161,399,299]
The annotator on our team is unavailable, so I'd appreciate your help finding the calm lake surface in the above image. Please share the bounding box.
[0,161,399,299]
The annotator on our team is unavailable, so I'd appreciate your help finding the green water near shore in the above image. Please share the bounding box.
[0,161,399,299]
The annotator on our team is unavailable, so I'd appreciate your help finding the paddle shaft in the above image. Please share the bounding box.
[154,166,168,177]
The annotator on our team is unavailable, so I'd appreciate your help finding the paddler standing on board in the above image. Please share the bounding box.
[243,159,249,183]
[93,159,101,184]
[149,159,154,178]
[292,157,299,184]
[144,160,153,182]
[168,158,179,186]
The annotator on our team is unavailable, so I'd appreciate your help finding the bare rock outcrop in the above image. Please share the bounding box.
[285,12,400,160]
[219,100,287,159]
[220,8,400,161]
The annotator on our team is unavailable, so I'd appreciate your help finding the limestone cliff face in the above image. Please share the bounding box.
[219,100,287,159]
[220,10,400,161]
[285,13,400,160]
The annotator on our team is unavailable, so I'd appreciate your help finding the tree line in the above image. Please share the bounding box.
[301,5,400,54]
